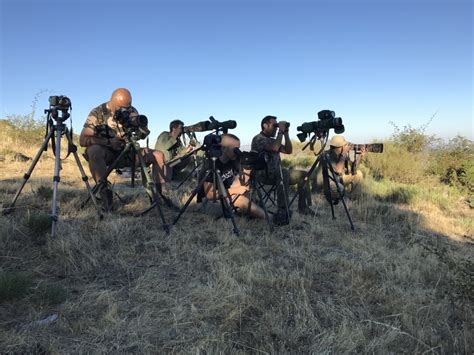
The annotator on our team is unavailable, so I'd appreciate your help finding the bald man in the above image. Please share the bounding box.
[79,88,167,211]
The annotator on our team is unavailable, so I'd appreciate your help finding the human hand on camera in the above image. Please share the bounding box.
[278,121,289,133]
[186,144,194,153]
[110,137,126,151]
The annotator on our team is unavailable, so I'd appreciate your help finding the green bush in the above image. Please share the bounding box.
[428,136,474,191]
[364,142,427,184]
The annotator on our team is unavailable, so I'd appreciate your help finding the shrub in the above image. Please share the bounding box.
[428,135,474,191]
[363,142,427,184]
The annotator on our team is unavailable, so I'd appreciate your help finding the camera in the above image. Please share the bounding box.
[49,95,71,111]
[114,108,150,140]
[273,122,290,129]
[296,110,345,142]
[202,133,223,158]
[352,143,384,154]
[183,116,237,134]
[240,151,269,171]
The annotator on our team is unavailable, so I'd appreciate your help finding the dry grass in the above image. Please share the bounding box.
[0,139,473,353]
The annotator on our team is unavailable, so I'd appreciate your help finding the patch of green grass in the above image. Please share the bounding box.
[0,271,33,302]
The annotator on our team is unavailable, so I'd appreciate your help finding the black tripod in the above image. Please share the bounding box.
[241,169,274,231]
[80,132,169,233]
[172,154,240,235]
[3,101,102,238]
[288,134,355,231]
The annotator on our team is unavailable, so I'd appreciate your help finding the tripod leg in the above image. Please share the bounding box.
[135,147,169,233]
[288,155,321,209]
[4,129,54,214]
[324,155,355,230]
[65,131,102,217]
[80,144,133,208]
[215,172,240,236]
[277,162,291,221]
[172,169,212,226]
[253,177,274,232]
[51,125,63,238]
[327,161,355,231]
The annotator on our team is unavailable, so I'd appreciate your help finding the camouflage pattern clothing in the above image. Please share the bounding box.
[312,148,363,198]
[83,102,138,139]
[251,132,280,174]
[251,132,312,212]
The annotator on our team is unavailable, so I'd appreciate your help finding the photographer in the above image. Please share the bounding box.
[79,88,168,211]
[154,120,194,181]
[201,134,266,219]
[251,115,315,225]
[313,135,365,199]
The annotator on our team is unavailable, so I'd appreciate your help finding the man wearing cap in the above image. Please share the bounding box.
[251,115,315,225]
[79,88,168,211]
[313,135,365,198]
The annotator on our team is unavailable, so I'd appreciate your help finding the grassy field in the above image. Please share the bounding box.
[0,126,473,353]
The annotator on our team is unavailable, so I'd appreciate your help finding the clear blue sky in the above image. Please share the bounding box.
[1,0,472,146]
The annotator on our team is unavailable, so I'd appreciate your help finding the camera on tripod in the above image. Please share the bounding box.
[352,143,384,154]
[296,110,345,142]
[183,116,237,134]
[114,108,150,140]
[49,95,71,111]
[202,133,223,158]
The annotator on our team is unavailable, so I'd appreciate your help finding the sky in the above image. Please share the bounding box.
[1,0,472,147]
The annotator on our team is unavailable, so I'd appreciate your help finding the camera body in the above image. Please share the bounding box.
[114,108,150,140]
[352,143,384,154]
[297,110,345,142]
[273,122,290,129]
[183,116,237,134]
[202,133,223,158]
[49,95,71,111]
[240,151,269,171]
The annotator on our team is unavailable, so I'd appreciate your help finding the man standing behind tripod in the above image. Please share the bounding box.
[79,88,168,211]
[251,115,314,225]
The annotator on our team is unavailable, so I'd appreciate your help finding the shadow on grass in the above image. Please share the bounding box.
[0,174,472,353]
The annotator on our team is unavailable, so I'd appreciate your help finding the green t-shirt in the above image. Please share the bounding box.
[155,131,184,162]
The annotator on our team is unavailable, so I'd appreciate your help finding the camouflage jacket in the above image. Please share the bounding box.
[251,132,280,173]
[83,102,138,139]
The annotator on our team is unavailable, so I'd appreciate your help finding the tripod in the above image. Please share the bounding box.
[171,155,240,235]
[288,135,355,231]
[80,132,169,233]
[239,169,274,231]
[3,104,102,238]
